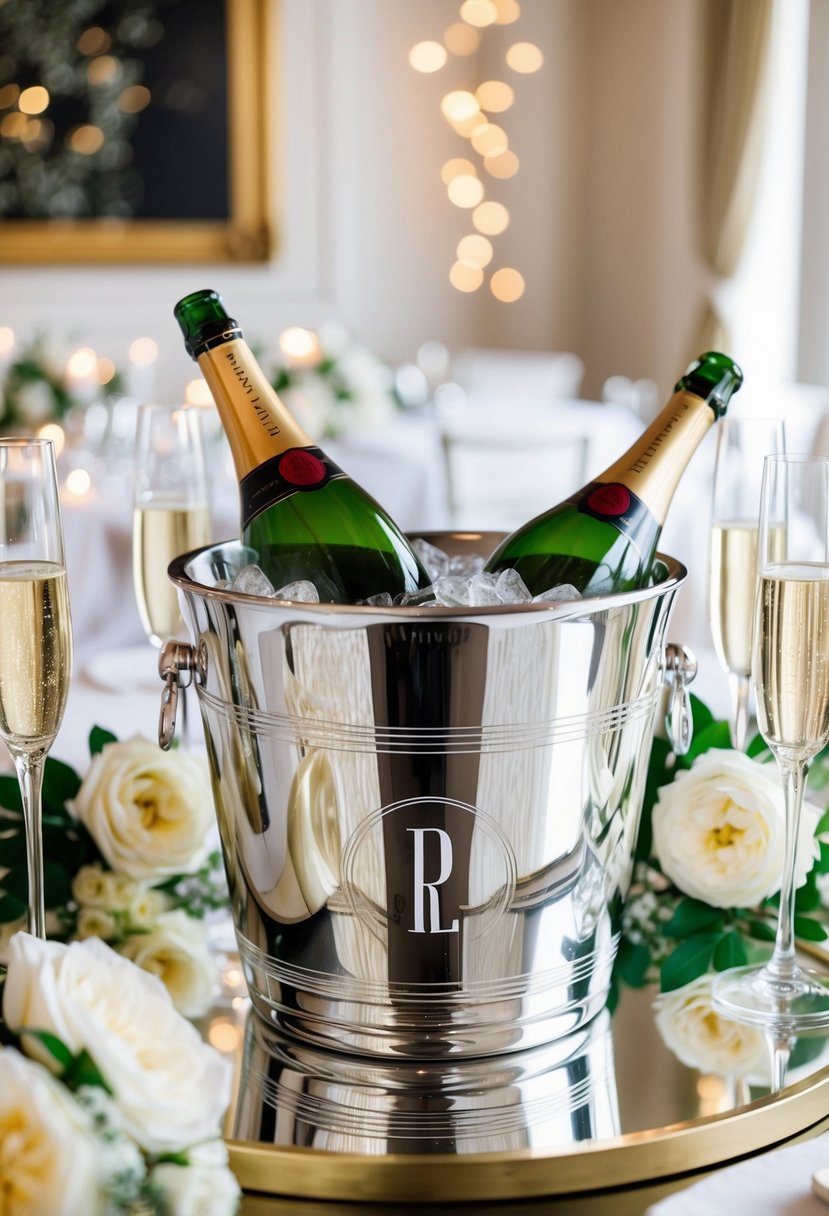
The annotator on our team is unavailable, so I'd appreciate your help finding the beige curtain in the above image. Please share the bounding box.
[695,0,775,352]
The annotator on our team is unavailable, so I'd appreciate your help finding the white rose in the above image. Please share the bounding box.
[120,909,218,1017]
[128,885,171,928]
[651,750,820,908]
[72,863,110,908]
[0,1048,104,1216]
[69,737,214,880]
[0,912,60,965]
[653,974,770,1081]
[3,933,232,1155]
[104,871,139,911]
[150,1160,241,1216]
[75,906,118,941]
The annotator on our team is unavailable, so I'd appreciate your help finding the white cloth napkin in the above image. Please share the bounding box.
[646,1132,829,1215]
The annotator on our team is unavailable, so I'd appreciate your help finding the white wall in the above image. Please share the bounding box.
[0,0,708,404]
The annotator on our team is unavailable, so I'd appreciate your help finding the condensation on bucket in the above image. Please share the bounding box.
[170,533,686,1058]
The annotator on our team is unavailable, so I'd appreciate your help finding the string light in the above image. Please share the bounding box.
[410,6,541,301]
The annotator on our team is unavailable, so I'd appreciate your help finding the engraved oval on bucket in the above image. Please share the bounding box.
[340,796,518,952]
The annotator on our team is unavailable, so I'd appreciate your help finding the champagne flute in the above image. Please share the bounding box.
[713,454,829,1030]
[132,404,211,740]
[707,417,785,750]
[0,438,72,938]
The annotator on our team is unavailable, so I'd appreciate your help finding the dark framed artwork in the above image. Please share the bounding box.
[0,0,273,262]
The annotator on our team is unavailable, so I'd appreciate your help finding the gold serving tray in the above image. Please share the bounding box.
[210,980,829,1210]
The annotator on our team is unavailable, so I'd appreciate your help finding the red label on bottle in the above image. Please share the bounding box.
[586,483,631,517]
[240,446,346,529]
[278,449,327,487]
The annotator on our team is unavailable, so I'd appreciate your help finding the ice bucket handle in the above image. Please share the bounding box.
[157,641,203,750]
[662,642,697,756]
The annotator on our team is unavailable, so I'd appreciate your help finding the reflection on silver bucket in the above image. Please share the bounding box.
[165,533,690,1058]
[233,1006,619,1153]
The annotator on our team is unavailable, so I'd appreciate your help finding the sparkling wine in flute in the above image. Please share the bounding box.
[753,562,829,758]
[133,501,211,645]
[713,455,829,1038]
[708,521,785,678]
[0,560,71,748]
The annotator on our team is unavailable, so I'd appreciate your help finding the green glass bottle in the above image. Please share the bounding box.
[174,289,429,602]
[484,352,743,597]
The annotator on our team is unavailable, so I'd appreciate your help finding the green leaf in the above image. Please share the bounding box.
[659,933,719,992]
[41,757,81,809]
[795,871,821,912]
[0,891,26,922]
[817,808,829,838]
[664,898,725,939]
[713,930,748,970]
[0,867,28,900]
[26,1030,74,1070]
[0,776,22,814]
[794,915,828,942]
[745,918,777,942]
[0,829,28,868]
[689,693,714,735]
[62,1048,112,1094]
[816,842,829,874]
[746,732,771,759]
[89,726,117,756]
[616,938,652,988]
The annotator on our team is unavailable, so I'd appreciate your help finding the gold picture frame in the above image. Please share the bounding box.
[0,0,272,264]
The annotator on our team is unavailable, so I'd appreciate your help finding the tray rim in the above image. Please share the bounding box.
[226,1054,829,1202]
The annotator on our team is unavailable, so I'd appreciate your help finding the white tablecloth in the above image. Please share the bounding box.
[647,1131,829,1215]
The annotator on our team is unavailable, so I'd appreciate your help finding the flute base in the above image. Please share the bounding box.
[712,963,829,1032]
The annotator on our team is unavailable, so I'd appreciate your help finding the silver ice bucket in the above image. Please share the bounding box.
[163,533,691,1058]
[233,1006,619,1153]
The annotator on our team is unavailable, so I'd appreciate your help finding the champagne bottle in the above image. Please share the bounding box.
[174,289,429,602]
[484,352,743,597]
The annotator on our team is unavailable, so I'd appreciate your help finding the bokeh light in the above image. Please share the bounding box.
[448,174,485,208]
[492,0,521,21]
[457,234,493,267]
[96,356,116,384]
[450,261,485,292]
[443,22,480,54]
[37,423,65,457]
[471,123,508,156]
[118,85,151,113]
[186,377,213,406]
[67,124,105,154]
[65,468,92,496]
[484,148,519,178]
[408,41,447,72]
[67,347,97,379]
[475,80,515,112]
[460,0,498,27]
[128,337,159,366]
[506,41,544,72]
[490,267,525,301]
[18,86,49,115]
[441,157,476,184]
[279,326,321,367]
[440,90,480,123]
[472,200,510,234]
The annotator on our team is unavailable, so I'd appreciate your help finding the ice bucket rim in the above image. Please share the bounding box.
[167,531,687,618]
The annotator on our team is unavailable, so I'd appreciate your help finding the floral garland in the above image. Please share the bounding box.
[0,932,240,1215]
[268,323,399,439]
[0,333,124,429]
[614,695,829,1078]
[0,728,228,1018]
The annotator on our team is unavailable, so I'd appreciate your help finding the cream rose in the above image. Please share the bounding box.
[121,910,218,1017]
[651,750,820,908]
[70,737,214,880]
[3,933,232,1155]
[151,1159,241,1216]
[0,1048,104,1216]
[653,974,770,1081]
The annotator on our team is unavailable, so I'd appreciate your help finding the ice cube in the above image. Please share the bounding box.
[231,564,277,597]
[532,583,582,603]
[361,591,394,606]
[412,538,450,581]
[448,552,485,575]
[495,568,532,604]
[273,580,320,603]
[397,586,437,605]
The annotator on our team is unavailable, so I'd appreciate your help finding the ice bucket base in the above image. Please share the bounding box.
[233,1005,620,1152]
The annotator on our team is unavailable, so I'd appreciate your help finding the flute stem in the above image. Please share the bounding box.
[13,746,47,940]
